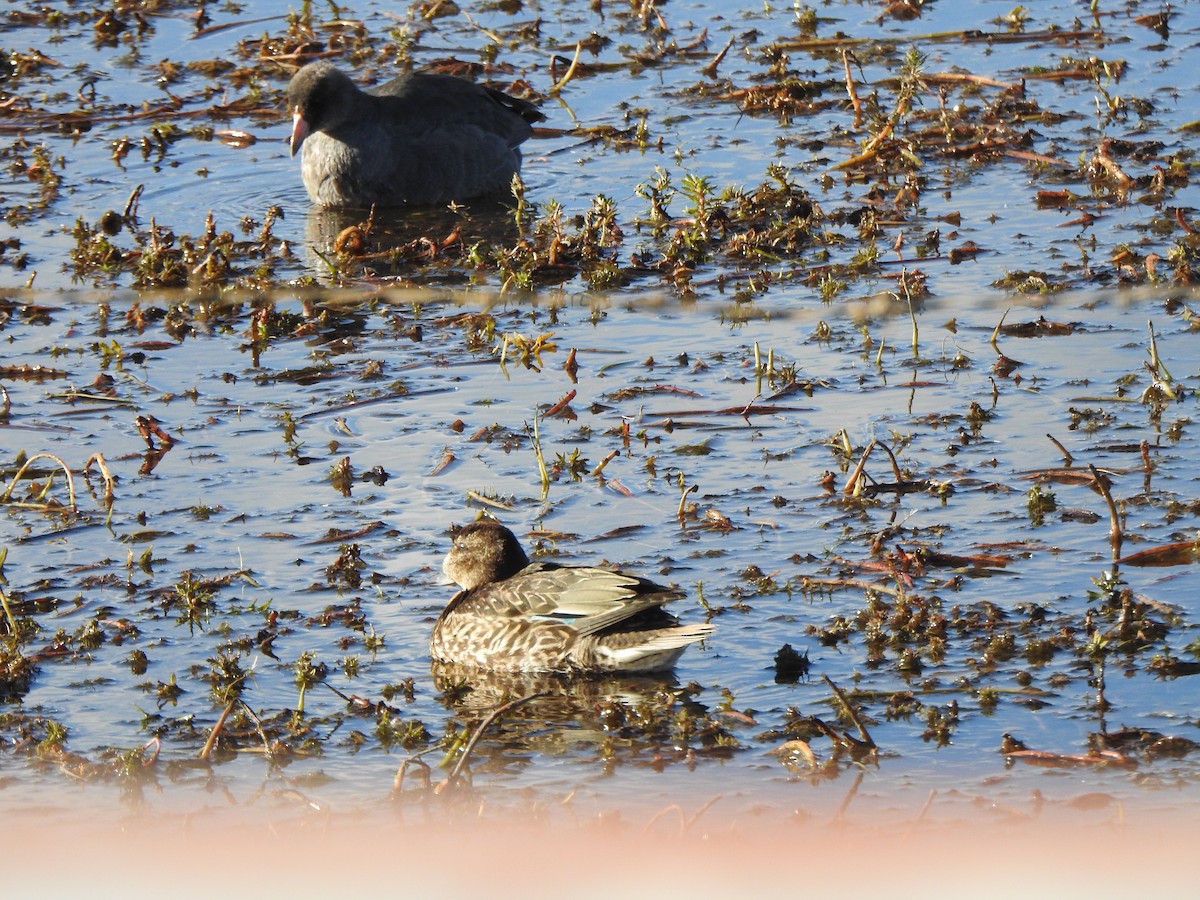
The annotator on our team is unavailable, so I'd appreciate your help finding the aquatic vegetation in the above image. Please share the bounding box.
[0,0,1198,828]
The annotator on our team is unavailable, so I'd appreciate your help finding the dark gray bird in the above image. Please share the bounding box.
[432,520,714,674]
[285,61,543,208]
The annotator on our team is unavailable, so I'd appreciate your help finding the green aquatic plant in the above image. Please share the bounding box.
[207,650,249,706]
[293,650,328,715]
[1026,484,1056,527]
[171,572,216,634]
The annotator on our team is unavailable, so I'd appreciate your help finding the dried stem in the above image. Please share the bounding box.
[989,308,1010,347]
[394,749,436,793]
[441,693,543,790]
[842,49,863,127]
[83,452,115,510]
[701,37,735,79]
[1089,462,1122,564]
[902,275,919,358]
[843,439,877,496]
[0,584,20,637]
[528,416,551,499]
[199,700,237,760]
[677,482,698,520]
[466,490,515,511]
[1046,434,1073,465]
[549,41,583,96]
[1146,319,1175,397]
[874,440,904,481]
[1,453,78,512]
[590,450,619,477]
[239,699,273,755]
[823,674,876,749]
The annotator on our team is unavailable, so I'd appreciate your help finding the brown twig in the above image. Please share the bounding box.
[239,699,274,755]
[677,482,698,520]
[1046,434,1073,465]
[842,49,863,127]
[394,750,435,793]
[140,736,161,767]
[823,674,876,749]
[542,389,577,417]
[441,693,544,790]
[429,449,456,476]
[199,700,237,760]
[843,439,877,496]
[989,308,1010,346]
[701,36,734,79]
[874,440,904,481]
[1,452,78,512]
[1140,440,1153,494]
[1176,207,1196,235]
[549,41,583,96]
[832,119,895,171]
[1089,462,1122,564]
[590,450,619,477]
[83,452,115,510]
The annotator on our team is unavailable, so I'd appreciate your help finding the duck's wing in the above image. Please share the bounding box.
[481,84,545,128]
[369,72,541,146]
[457,564,683,636]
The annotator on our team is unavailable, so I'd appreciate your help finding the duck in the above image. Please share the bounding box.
[431,520,714,674]
[285,61,544,208]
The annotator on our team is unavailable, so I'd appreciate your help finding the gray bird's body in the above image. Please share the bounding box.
[432,521,714,674]
[285,62,543,208]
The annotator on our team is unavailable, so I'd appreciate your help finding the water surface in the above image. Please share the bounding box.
[1,0,1198,831]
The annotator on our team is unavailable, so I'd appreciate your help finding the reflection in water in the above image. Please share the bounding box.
[429,662,733,782]
[303,201,522,282]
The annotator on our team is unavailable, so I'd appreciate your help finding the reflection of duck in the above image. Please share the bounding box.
[431,661,680,712]
[300,201,521,281]
[429,662,727,778]
[432,520,714,674]
[285,62,543,208]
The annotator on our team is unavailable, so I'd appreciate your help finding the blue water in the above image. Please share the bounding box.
[0,0,1198,824]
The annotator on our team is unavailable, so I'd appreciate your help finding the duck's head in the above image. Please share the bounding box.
[442,520,531,590]
[285,61,357,156]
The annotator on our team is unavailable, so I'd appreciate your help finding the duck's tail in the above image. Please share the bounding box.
[588,623,715,673]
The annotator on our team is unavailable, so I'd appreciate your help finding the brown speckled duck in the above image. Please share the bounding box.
[285,61,543,208]
[431,521,713,674]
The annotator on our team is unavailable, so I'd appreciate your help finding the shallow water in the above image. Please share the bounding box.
[1,0,1199,826]
[2,285,1197,822]
[6,0,1200,296]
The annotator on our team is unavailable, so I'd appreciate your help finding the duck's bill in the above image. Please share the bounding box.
[289,111,310,157]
